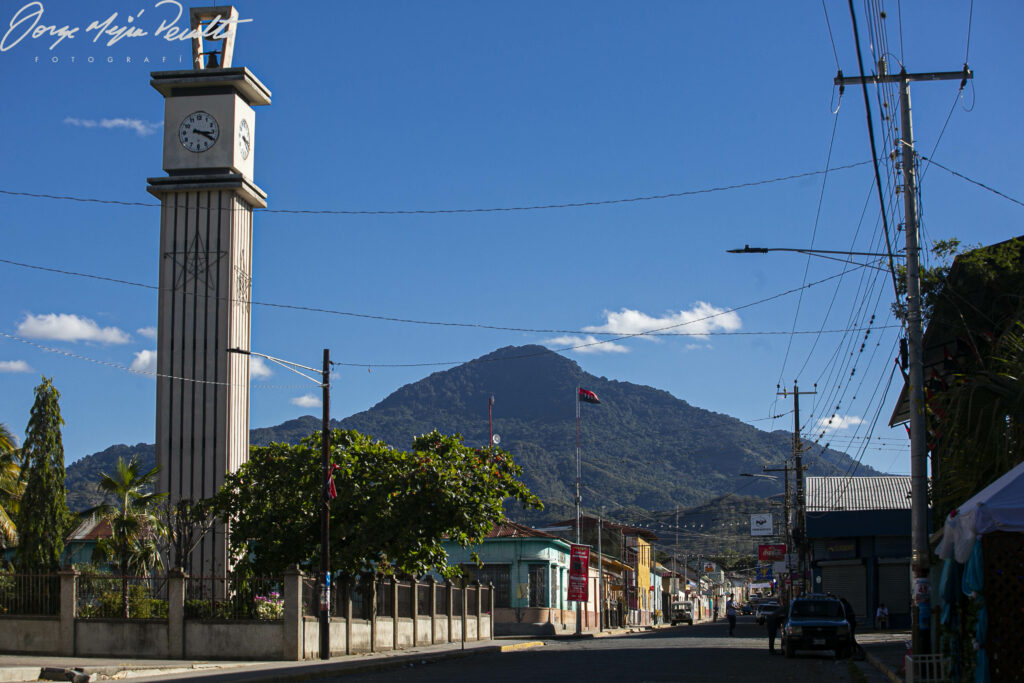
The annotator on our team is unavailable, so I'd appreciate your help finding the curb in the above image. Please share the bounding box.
[497,642,544,653]
[0,668,41,683]
[863,649,903,683]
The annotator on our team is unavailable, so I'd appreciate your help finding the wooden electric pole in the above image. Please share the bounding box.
[836,61,972,658]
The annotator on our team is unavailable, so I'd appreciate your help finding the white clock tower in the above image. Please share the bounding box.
[147,6,270,577]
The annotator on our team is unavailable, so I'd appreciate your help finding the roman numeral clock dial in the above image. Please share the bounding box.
[178,111,220,152]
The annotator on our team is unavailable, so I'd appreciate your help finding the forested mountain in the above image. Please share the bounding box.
[66,345,879,524]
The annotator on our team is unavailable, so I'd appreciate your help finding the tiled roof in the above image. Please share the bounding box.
[66,516,112,542]
[806,476,912,512]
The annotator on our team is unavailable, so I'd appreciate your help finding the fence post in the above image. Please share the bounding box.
[391,576,399,651]
[427,575,437,644]
[167,569,186,659]
[344,574,352,656]
[446,579,454,644]
[473,580,482,641]
[369,574,377,653]
[282,565,304,660]
[58,568,77,657]
[411,577,419,646]
[489,581,495,640]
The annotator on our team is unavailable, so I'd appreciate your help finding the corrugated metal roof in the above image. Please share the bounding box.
[806,476,912,512]
[487,520,560,539]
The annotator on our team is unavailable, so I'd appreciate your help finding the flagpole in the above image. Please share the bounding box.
[575,386,582,636]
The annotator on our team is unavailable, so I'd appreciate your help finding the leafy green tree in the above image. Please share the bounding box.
[0,424,23,555]
[214,428,541,581]
[155,497,215,572]
[14,378,72,573]
[896,237,1024,518]
[87,455,166,617]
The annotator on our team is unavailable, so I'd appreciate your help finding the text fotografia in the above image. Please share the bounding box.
[36,54,187,64]
[1,1,253,53]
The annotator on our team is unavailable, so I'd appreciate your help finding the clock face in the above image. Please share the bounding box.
[178,111,219,153]
[238,118,251,160]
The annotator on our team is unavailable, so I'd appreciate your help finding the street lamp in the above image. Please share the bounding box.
[227,346,333,660]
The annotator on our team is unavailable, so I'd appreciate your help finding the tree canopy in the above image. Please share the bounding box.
[900,237,1024,517]
[14,377,73,573]
[214,428,541,579]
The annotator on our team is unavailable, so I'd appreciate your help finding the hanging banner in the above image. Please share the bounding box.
[568,544,590,602]
[758,543,786,562]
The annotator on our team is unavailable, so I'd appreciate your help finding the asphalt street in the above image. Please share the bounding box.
[310,617,892,683]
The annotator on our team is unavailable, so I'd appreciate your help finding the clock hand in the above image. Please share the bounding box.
[193,128,216,140]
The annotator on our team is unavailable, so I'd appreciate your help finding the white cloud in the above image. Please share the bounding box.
[816,414,864,431]
[0,360,32,373]
[17,313,130,344]
[64,116,161,136]
[583,303,742,340]
[291,394,322,408]
[137,326,158,339]
[544,335,629,354]
[250,356,273,379]
[130,350,157,375]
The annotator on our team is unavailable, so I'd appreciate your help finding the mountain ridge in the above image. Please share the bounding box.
[66,344,880,522]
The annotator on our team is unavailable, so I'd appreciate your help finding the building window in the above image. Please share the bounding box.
[460,563,511,608]
[528,564,547,607]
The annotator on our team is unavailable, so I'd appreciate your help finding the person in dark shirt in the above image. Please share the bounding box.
[765,603,786,655]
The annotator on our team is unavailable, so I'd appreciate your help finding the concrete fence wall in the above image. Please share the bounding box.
[0,569,493,661]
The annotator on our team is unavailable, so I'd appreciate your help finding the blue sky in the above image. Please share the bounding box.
[2,1,1022,477]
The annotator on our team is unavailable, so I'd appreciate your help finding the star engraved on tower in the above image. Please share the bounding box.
[234,264,252,312]
[163,232,227,290]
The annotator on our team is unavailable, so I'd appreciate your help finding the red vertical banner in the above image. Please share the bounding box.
[568,544,590,602]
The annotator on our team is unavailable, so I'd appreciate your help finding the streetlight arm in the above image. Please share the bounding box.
[727,245,903,258]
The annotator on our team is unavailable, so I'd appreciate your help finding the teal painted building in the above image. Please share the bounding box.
[443,520,577,635]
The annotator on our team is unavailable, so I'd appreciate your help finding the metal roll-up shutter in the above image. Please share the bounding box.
[877,561,910,618]
[820,561,866,623]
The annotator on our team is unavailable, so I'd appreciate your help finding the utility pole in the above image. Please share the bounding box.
[320,348,331,660]
[837,62,972,659]
[597,512,604,632]
[763,461,793,601]
[778,382,815,596]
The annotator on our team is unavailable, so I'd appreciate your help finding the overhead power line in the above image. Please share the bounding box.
[1,257,891,341]
[0,161,872,216]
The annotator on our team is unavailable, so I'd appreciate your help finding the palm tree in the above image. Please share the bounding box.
[0,424,23,555]
[87,455,167,617]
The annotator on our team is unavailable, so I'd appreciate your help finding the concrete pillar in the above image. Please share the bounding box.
[369,574,377,653]
[344,574,352,655]
[58,569,77,657]
[446,579,454,643]
[427,576,437,644]
[167,568,186,659]
[391,577,399,651]
[474,580,482,640]
[488,581,495,640]
[283,565,304,660]
[411,577,419,646]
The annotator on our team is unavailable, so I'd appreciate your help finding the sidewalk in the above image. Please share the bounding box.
[857,628,911,683]
[0,638,547,683]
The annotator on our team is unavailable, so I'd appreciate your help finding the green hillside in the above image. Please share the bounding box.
[65,344,878,545]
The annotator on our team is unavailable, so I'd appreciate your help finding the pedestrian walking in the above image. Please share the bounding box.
[726,597,737,636]
[765,603,785,655]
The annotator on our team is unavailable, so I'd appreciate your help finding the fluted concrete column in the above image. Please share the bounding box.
[283,565,304,660]
[58,569,77,656]
[167,568,186,659]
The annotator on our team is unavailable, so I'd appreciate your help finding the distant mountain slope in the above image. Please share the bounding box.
[329,345,878,522]
[66,345,879,523]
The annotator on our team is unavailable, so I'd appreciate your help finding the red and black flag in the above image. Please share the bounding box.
[578,387,601,404]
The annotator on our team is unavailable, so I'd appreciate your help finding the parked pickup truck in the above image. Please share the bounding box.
[670,601,694,626]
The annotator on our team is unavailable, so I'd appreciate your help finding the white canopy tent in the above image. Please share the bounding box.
[935,460,1024,563]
